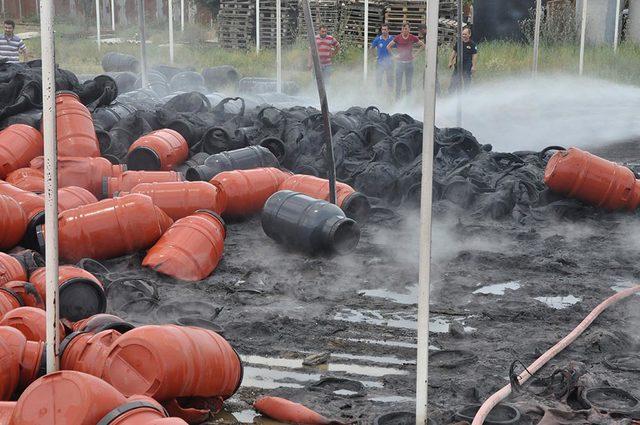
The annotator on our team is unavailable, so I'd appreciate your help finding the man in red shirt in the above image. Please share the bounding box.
[386,23,424,98]
[308,25,341,83]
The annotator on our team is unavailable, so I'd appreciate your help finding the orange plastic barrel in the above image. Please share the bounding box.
[0,181,45,246]
[29,266,106,322]
[72,314,135,334]
[1,282,43,309]
[0,402,16,424]
[142,211,226,281]
[0,196,27,250]
[0,254,27,286]
[102,325,243,401]
[279,174,371,222]
[127,129,189,171]
[5,168,44,193]
[129,181,224,220]
[96,398,170,425]
[60,330,122,376]
[51,91,101,157]
[210,167,290,217]
[0,290,22,320]
[103,171,184,198]
[0,339,20,401]
[57,186,99,213]
[30,156,126,198]
[0,307,65,342]
[544,147,640,211]
[0,125,43,179]
[38,193,174,263]
[0,326,43,393]
[8,371,127,425]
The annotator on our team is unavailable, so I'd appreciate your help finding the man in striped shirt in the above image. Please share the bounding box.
[1,20,27,63]
[308,25,340,83]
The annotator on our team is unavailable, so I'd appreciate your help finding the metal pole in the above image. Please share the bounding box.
[169,0,174,64]
[256,0,260,54]
[111,0,115,31]
[40,0,60,374]
[614,0,621,52]
[276,0,282,92]
[1,0,4,18]
[302,0,337,204]
[579,0,587,75]
[532,0,541,75]
[138,0,148,87]
[181,0,184,31]
[96,0,101,49]
[363,0,368,82]
[456,0,462,126]
[416,0,439,423]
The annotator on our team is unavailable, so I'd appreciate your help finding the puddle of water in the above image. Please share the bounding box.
[358,285,418,305]
[339,338,418,349]
[243,355,407,377]
[334,389,360,396]
[611,280,640,294]
[328,362,408,377]
[473,281,521,295]
[334,309,475,334]
[534,295,581,309]
[232,409,261,423]
[330,352,415,365]
[369,395,415,403]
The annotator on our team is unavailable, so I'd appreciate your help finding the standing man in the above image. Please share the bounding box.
[386,23,424,99]
[308,25,340,84]
[370,24,394,93]
[448,27,477,92]
[1,20,27,63]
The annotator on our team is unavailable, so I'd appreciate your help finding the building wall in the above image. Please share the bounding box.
[575,0,619,45]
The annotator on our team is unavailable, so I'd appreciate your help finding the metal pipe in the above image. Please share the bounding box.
[302,0,337,205]
[1,0,4,18]
[96,0,101,50]
[415,0,439,423]
[181,0,184,31]
[138,0,148,87]
[614,0,621,52]
[111,0,115,31]
[40,0,60,374]
[169,0,174,64]
[456,0,462,126]
[363,0,368,81]
[276,0,282,92]
[256,0,260,54]
[532,0,541,75]
[579,0,587,75]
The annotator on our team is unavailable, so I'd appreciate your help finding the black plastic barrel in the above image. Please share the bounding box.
[202,65,241,89]
[168,119,204,148]
[202,126,246,154]
[261,190,360,254]
[169,71,206,93]
[92,102,137,131]
[101,52,140,73]
[174,152,211,174]
[134,71,170,98]
[185,146,279,181]
[106,72,138,95]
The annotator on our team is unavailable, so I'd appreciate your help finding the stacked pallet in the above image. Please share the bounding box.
[384,0,459,45]
[298,0,342,37]
[218,0,256,49]
[259,0,300,47]
[339,0,386,46]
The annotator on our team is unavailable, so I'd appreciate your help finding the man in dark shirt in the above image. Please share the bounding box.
[370,24,394,92]
[387,23,424,99]
[448,27,477,93]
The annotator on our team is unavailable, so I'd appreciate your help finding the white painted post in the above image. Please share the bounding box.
[40,0,60,374]
[256,0,260,54]
[138,0,148,87]
[111,0,115,31]
[181,0,184,31]
[276,0,282,92]
[363,0,368,82]
[579,0,587,75]
[614,0,621,51]
[416,0,438,422]
[96,0,101,49]
[169,0,174,64]
[532,0,541,75]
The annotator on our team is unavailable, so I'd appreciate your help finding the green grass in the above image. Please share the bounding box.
[15,21,640,89]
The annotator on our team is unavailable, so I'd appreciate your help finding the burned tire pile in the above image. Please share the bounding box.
[1,58,639,424]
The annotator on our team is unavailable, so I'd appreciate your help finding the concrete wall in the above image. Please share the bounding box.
[627,0,640,44]
[575,0,619,45]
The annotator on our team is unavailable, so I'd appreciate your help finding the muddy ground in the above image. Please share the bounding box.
[96,141,640,425]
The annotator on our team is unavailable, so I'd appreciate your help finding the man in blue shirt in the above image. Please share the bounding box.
[370,24,394,92]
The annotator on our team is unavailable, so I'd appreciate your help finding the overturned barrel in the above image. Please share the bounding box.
[128,181,223,220]
[2,281,44,309]
[0,124,43,179]
[262,191,360,254]
[143,210,226,281]
[126,129,189,171]
[211,168,290,217]
[6,168,44,193]
[60,329,122,376]
[0,195,27,250]
[544,147,640,211]
[102,52,141,73]
[52,91,101,157]
[186,146,279,182]
[0,307,65,342]
[0,253,28,286]
[104,171,184,198]
[279,174,370,222]
[37,193,173,263]
[72,314,135,334]
[29,266,106,322]
[57,187,99,212]
[0,289,22,319]
[0,181,45,246]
